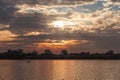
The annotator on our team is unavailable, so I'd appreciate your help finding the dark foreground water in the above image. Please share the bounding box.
[0,60,120,80]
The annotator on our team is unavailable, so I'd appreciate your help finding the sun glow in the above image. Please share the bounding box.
[53,21,64,28]
[0,30,17,41]
[37,40,88,53]
[37,40,88,47]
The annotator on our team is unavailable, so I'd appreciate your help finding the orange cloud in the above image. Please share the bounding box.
[0,30,17,41]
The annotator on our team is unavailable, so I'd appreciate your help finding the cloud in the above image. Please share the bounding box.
[0,0,120,53]
[8,13,49,35]
[0,42,39,53]
[0,1,18,24]
[111,0,120,2]
[5,9,119,52]
[0,0,95,6]
[80,31,120,52]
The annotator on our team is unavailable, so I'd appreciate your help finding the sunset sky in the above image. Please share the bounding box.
[0,0,120,53]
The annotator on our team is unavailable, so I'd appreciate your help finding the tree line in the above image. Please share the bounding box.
[0,49,119,59]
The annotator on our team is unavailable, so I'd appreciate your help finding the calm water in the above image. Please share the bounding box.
[0,60,120,80]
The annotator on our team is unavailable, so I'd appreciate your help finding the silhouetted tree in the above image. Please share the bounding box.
[17,49,24,54]
[44,49,52,54]
[32,50,38,54]
[61,49,68,55]
[7,49,12,53]
[28,50,38,56]
[105,50,114,55]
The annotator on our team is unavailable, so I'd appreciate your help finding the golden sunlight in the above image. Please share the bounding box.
[53,21,64,28]
[0,30,17,41]
[37,40,88,48]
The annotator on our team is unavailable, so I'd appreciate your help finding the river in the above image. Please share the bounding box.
[0,60,120,80]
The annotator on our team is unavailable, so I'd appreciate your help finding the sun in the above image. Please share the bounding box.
[53,21,64,28]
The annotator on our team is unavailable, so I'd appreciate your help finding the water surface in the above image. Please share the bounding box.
[0,60,120,80]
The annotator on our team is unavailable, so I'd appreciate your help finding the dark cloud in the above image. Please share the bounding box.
[0,1,18,24]
[9,13,48,35]
[0,0,95,5]
[111,0,120,2]
[0,0,37,5]
[36,0,95,5]
[9,30,78,43]
[49,0,95,5]
[80,28,120,52]
[7,12,70,35]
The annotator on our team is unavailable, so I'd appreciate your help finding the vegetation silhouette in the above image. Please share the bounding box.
[0,49,120,59]
[61,49,68,55]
